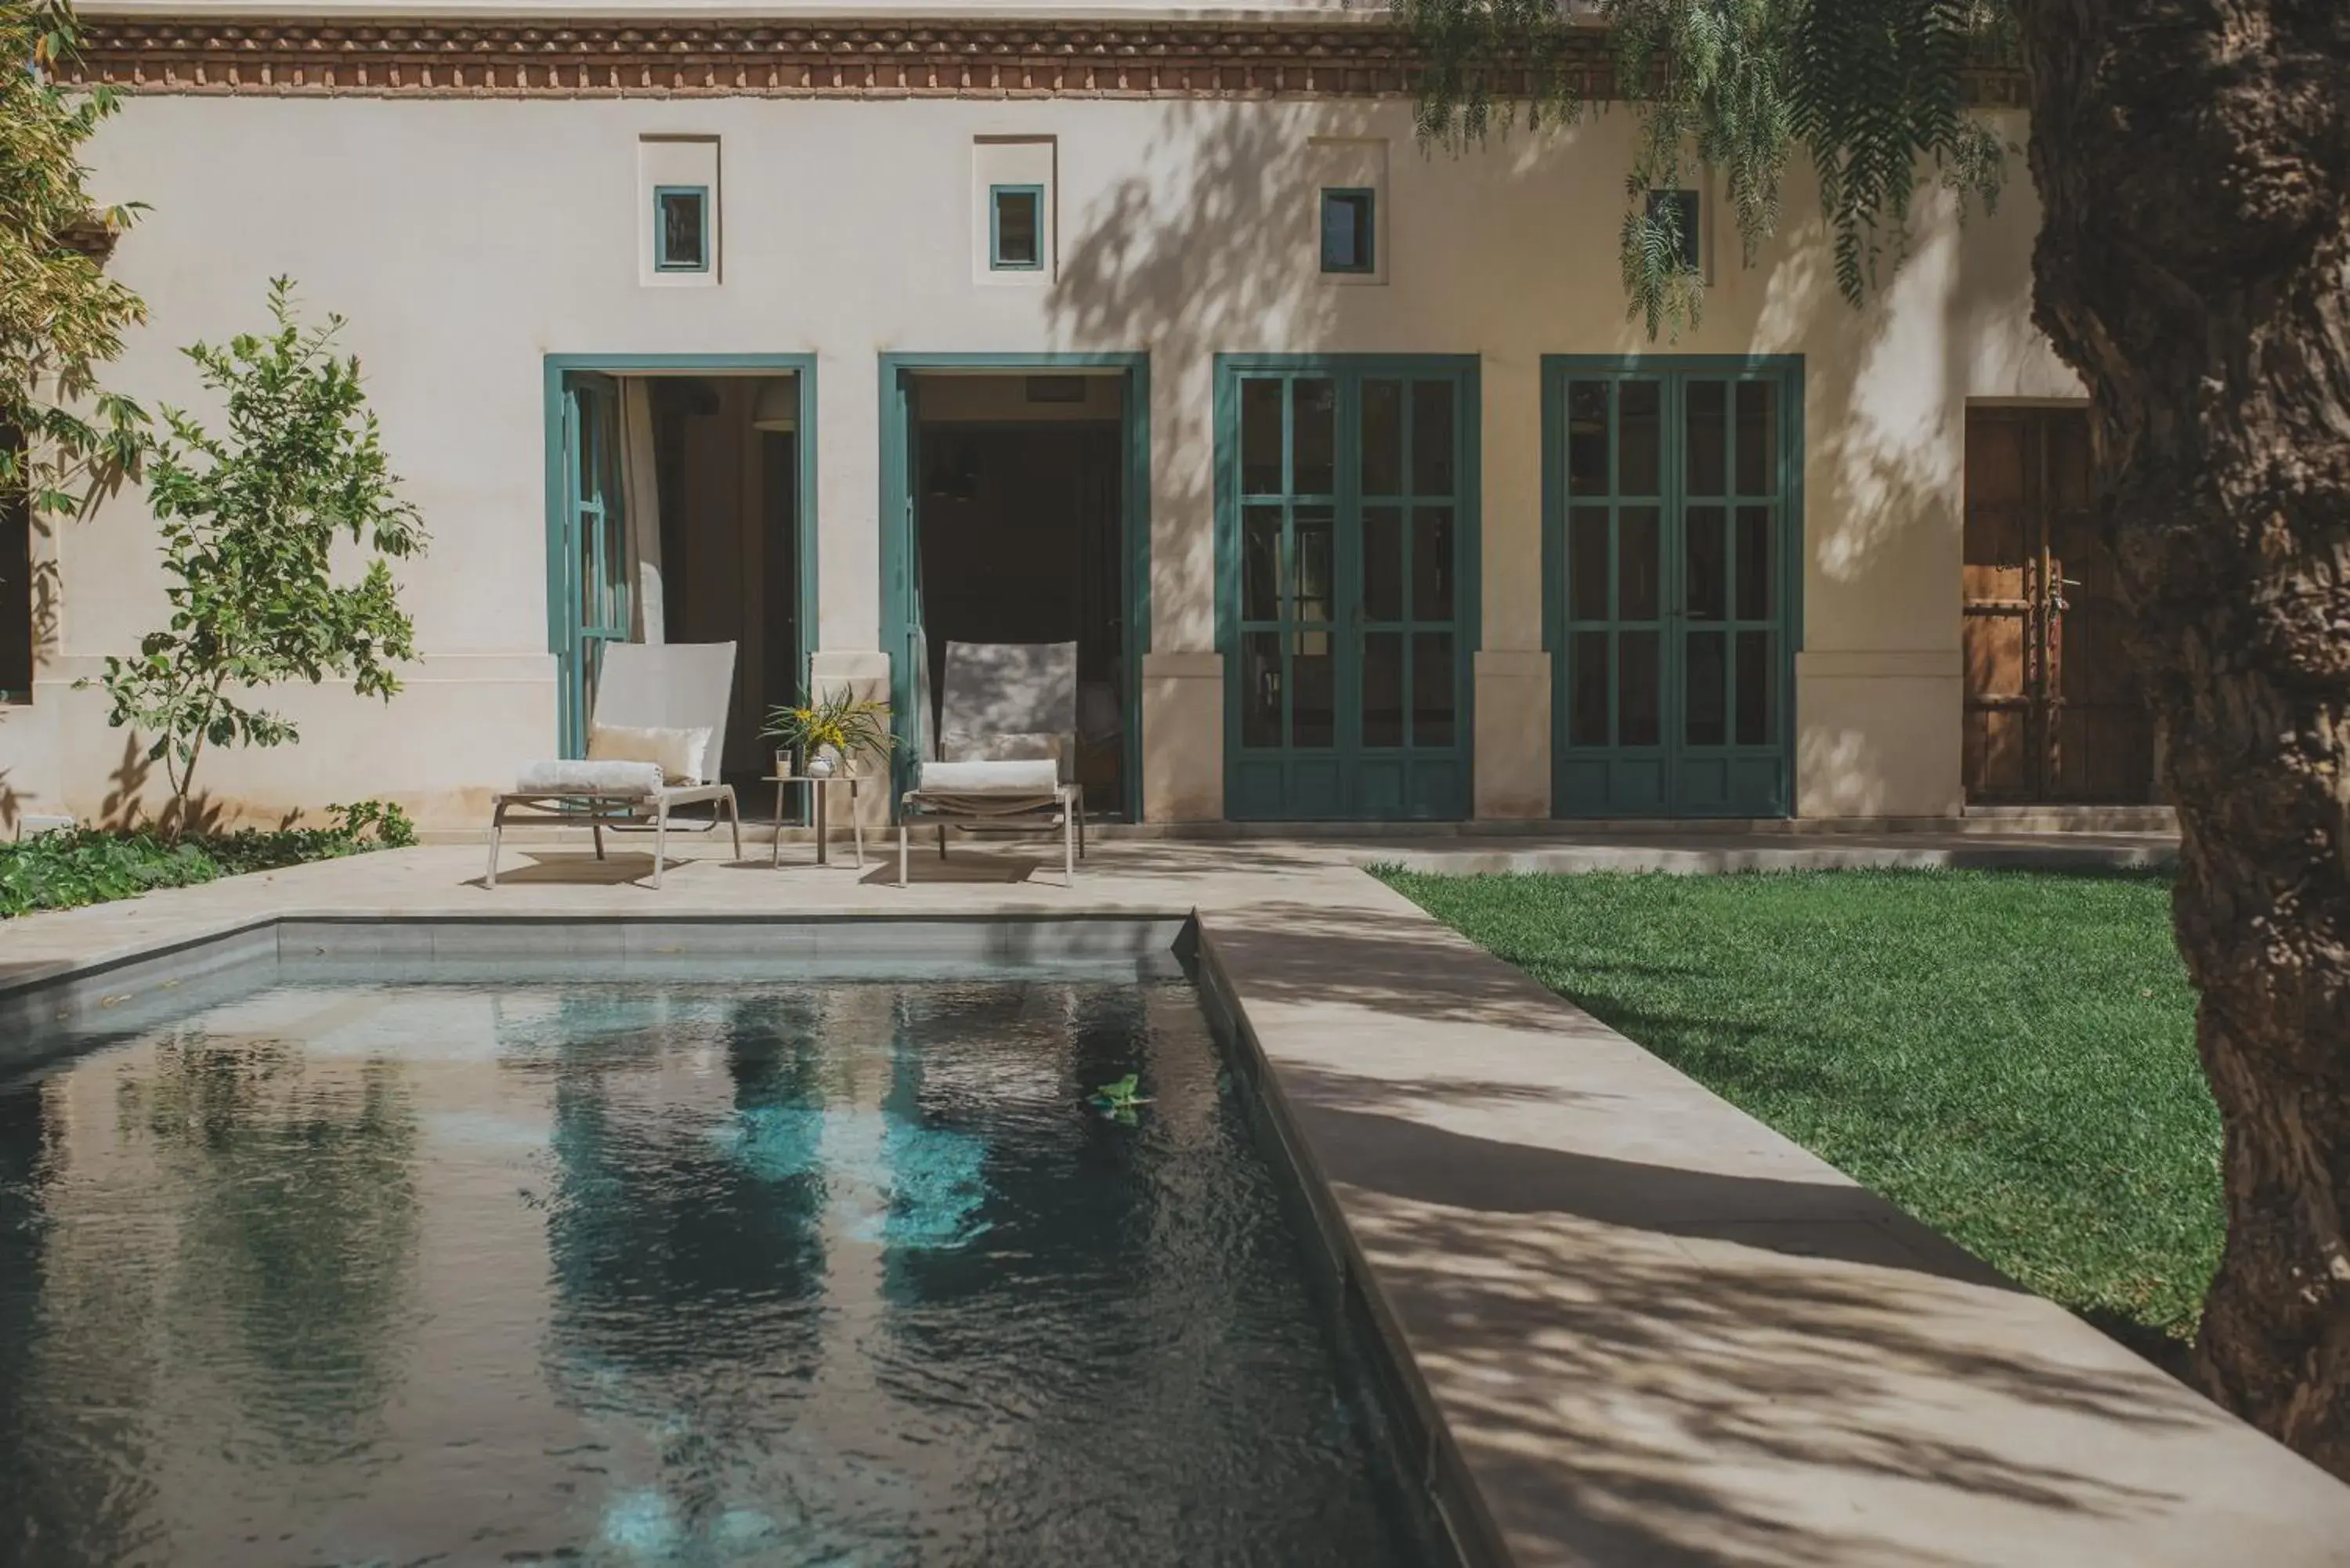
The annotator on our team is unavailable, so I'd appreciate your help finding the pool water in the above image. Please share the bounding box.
[0,976,1435,1568]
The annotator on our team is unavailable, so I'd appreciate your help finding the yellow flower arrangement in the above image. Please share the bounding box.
[764,688,895,771]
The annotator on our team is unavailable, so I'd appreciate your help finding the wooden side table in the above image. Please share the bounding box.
[764,772,866,868]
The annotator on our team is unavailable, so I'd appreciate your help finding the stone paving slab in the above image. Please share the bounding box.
[1372,830,2178,876]
[4,833,2346,1568]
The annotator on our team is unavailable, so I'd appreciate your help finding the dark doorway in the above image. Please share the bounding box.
[1961,405,2156,804]
[911,373,1130,817]
[550,361,812,822]
[649,374,801,804]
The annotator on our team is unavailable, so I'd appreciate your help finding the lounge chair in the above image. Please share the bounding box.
[898,637,1086,887]
[488,641,743,890]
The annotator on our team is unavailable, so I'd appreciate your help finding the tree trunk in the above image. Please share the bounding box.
[2018,0,2350,1475]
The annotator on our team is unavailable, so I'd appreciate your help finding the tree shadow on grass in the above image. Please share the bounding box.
[1192,887,2339,1565]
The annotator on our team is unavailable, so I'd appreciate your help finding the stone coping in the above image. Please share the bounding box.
[2,840,2345,1565]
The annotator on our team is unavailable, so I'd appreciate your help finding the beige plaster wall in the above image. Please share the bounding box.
[0,95,2072,831]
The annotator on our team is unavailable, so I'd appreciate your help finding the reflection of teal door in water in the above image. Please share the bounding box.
[1545,358,1802,818]
[1216,356,1479,821]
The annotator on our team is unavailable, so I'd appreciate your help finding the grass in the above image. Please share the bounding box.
[1376,866,2218,1342]
[0,800,417,919]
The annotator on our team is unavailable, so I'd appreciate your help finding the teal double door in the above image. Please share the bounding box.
[1218,357,1479,821]
[1547,358,1801,817]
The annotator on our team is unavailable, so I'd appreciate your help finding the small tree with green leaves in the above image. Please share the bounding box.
[92,279,425,829]
[2,0,150,589]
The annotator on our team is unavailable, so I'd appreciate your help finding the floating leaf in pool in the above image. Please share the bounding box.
[1090,1074,1153,1122]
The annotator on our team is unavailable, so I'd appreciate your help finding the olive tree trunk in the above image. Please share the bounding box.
[2019,0,2350,1476]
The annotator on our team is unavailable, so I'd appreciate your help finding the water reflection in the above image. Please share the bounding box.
[128,1035,423,1458]
[0,977,1430,1568]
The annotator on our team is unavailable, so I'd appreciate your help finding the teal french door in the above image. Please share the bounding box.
[1546,358,1801,816]
[1217,356,1478,820]
[555,372,629,754]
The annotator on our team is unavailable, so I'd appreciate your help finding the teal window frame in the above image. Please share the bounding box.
[1541,354,1804,818]
[1319,187,1376,275]
[653,184,711,273]
[987,184,1047,272]
[1646,188,1702,276]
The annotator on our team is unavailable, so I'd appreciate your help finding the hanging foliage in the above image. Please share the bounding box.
[1394,0,2014,335]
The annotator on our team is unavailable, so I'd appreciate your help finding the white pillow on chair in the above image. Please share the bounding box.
[588,723,712,786]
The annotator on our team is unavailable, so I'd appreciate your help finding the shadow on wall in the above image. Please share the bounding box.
[1044,99,1376,650]
[92,732,304,836]
[1795,725,1902,818]
[1034,96,2046,818]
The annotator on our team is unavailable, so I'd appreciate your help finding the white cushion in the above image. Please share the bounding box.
[516,758,664,797]
[588,722,711,785]
[915,758,1061,795]
[942,729,1065,765]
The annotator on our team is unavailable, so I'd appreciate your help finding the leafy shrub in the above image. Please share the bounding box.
[0,797,414,918]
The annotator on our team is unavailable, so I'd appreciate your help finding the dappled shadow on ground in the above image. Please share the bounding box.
[1342,1187,2215,1568]
[1195,887,2309,1566]
[1284,1067,2012,1287]
[860,853,1044,887]
[472,852,662,889]
[1205,887,1609,1029]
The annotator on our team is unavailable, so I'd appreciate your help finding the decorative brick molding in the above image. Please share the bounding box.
[70,16,1459,96]
[67,16,2026,103]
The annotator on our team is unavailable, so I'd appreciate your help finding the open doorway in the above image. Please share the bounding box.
[898,368,1137,818]
[550,359,813,814]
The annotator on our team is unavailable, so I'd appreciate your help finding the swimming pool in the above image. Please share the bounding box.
[0,959,1441,1567]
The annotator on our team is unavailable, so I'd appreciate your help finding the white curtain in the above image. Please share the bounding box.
[619,379,666,644]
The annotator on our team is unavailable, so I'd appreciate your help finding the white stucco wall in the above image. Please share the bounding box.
[0,90,2076,832]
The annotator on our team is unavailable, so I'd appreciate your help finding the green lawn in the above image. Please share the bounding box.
[1376,867,2218,1342]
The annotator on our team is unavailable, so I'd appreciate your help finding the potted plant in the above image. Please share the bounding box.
[765,687,894,779]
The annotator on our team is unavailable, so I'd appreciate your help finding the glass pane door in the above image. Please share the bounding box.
[559,373,628,754]
[1225,360,1473,821]
[1553,364,1794,817]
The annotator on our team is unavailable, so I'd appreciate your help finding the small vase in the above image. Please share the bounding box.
[804,749,837,779]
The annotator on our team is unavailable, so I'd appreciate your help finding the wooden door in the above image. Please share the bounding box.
[1962,407,2155,803]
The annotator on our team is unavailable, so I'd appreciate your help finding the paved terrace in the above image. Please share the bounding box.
[6,829,2348,1567]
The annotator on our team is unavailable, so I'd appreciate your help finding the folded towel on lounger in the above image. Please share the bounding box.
[913,758,1061,796]
[515,759,666,797]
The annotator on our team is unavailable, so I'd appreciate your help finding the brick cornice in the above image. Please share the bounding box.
[68,15,1488,96]
[65,15,2026,103]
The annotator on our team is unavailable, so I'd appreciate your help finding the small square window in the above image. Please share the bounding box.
[654,185,710,273]
[1647,188,1701,275]
[1320,188,1376,274]
[990,184,1045,271]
